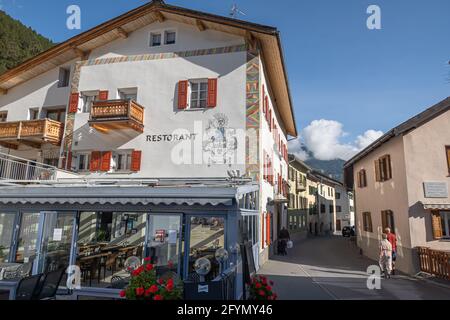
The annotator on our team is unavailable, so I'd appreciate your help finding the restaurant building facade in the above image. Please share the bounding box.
[0,0,296,298]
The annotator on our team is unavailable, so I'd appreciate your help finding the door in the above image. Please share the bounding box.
[336,219,342,231]
[36,212,76,273]
[147,215,183,276]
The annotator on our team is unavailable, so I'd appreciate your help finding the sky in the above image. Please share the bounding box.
[1,0,449,160]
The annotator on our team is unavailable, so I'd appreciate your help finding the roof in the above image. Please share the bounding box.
[344,97,450,168]
[309,170,343,187]
[0,0,297,136]
[288,153,312,172]
[0,184,258,207]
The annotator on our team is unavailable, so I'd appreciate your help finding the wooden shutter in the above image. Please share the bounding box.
[131,150,142,172]
[446,146,450,174]
[69,93,79,113]
[265,96,269,119]
[207,78,218,108]
[90,151,101,171]
[375,159,381,182]
[266,213,271,245]
[178,80,188,109]
[101,151,112,172]
[66,151,73,171]
[431,211,443,239]
[261,213,265,249]
[381,211,387,231]
[98,90,109,101]
[386,155,392,179]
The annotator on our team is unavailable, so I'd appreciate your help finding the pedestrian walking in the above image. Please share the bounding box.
[379,233,393,279]
[385,227,397,275]
[278,227,291,256]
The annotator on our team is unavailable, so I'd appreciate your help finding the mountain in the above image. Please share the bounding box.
[0,10,54,75]
[294,145,345,182]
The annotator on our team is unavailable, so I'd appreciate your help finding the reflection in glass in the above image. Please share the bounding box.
[76,212,146,288]
[188,217,225,281]
[16,213,40,265]
[0,213,15,263]
[148,215,181,276]
[38,212,74,273]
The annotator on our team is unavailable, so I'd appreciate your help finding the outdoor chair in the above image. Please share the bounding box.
[110,275,128,289]
[14,274,43,300]
[33,268,66,300]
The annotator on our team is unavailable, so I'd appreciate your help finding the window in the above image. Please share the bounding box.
[44,108,66,123]
[0,213,16,263]
[189,79,208,109]
[381,210,395,231]
[114,151,132,171]
[0,112,7,122]
[165,30,176,45]
[363,212,373,232]
[119,88,138,102]
[358,169,367,188]
[29,108,39,120]
[150,32,162,46]
[350,206,354,212]
[77,153,91,172]
[375,155,392,182]
[43,158,59,167]
[436,211,450,238]
[58,67,70,88]
[329,205,334,213]
[320,204,326,214]
[336,206,342,213]
[336,192,341,200]
[446,146,450,174]
[82,92,98,113]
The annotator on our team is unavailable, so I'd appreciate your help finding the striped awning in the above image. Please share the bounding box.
[422,203,450,210]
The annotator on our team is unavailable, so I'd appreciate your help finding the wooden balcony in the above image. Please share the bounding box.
[89,99,144,133]
[417,247,450,280]
[0,119,63,149]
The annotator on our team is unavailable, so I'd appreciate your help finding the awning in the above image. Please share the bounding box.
[422,203,450,210]
[0,185,258,207]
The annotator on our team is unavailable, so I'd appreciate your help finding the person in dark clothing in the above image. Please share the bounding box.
[278,227,291,256]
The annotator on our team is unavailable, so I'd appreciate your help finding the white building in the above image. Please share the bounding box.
[0,1,296,299]
[334,184,355,232]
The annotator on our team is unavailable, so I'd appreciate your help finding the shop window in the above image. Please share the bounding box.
[363,212,373,232]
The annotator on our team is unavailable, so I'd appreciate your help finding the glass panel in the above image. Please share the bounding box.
[147,215,181,277]
[76,212,146,288]
[16,213,40,268]
[187,217,225,281]
[38,212,74,273]
[0,213,16,263]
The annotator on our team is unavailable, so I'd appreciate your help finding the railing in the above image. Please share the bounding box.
[417,247,450,280]
[90,99,145,124]
[0,152,58,181]
[0,119,63,144]
[296,181,306,192]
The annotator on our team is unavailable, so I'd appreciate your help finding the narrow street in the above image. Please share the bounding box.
[258,236,450,300]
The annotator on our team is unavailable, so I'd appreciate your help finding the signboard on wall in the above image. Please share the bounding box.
[423,182,448,198]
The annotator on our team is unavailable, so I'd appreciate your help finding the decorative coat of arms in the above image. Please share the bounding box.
[203,113,238,166]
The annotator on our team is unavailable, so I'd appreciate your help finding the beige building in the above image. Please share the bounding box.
[344,97,450,275]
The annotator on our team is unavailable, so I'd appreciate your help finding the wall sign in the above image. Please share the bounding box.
[423,182,448,198]
[146,133,197,142]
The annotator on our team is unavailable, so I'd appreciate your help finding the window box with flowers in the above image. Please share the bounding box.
[248,275,278,300]
[120,258,183,300]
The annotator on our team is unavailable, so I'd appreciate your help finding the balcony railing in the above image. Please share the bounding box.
[417,247,450,280]
[296,181,307,192]
[0,119,63,148]
[0,152,57,182]
[89,99,145,133]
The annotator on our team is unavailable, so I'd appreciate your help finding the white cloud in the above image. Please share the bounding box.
[355,129,384,149]
[289,119,383,161]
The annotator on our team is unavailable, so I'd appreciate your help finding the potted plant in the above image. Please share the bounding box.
[248,275,277,300]
[120,258,183,300]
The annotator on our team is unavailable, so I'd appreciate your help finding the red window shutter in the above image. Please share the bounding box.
[101,151,112,172]
[269,110,272,131]
[90,151,101,171]
[99,90,109,101]
[131,150,142,172]
[207,78,218,108]
[69,93,79,113]
[178,80,188,109]
[265,96,269,119]
[262,85,265,114]
[66,151,72,171]
[266,214,271,245]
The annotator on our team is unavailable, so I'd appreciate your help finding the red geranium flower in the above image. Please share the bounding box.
[144,257,151,262]
[135,287,145,296]
[266,285,272,291]
[146,263,154,271]
[148,285,158,294]
[119,290,126,298]
[158,279,165,285]
[166,283,174,291]
[153,294,164,301]
[255,282,262,289]
[258,290,265,296]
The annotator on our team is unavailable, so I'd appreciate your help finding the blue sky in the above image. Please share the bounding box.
[1,0,449,159]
